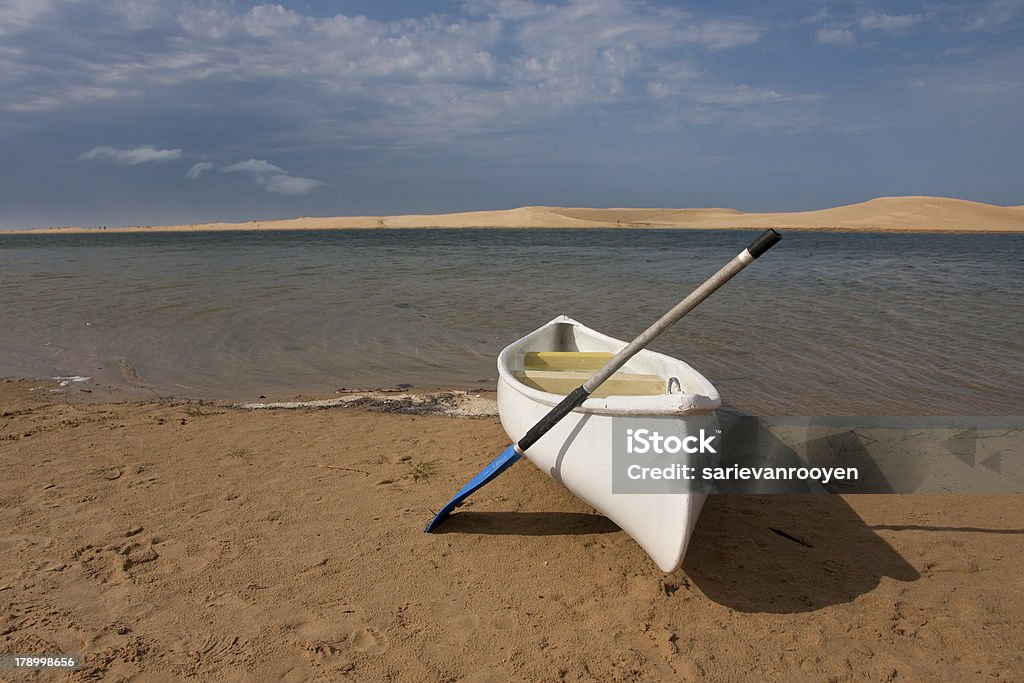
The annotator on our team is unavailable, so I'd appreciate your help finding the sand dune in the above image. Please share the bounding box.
[7,196,1024,234]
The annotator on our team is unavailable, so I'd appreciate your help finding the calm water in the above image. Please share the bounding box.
[1,229,1021,414]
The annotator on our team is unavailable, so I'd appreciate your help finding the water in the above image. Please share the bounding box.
[1,229,1021,414]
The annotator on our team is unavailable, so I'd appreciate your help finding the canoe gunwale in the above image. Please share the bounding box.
[497,315,721,417]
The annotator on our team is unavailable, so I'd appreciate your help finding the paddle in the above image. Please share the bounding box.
[425,228,781,532]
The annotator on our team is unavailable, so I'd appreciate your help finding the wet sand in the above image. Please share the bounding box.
[1,378,1022,680]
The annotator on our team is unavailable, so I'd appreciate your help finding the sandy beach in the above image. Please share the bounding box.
[7,196,1024,234]
[2,378,1022,680]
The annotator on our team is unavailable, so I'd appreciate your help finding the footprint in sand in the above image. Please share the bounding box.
[349,627,388,655]
[451,613,483,632]
[153,537,238,577]
[292,611,360,657]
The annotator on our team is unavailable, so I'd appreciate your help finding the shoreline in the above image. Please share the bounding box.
[5,195,1024,234]
[4,376,498,416]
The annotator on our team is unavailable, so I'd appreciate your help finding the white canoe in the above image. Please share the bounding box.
[496,315,721,572]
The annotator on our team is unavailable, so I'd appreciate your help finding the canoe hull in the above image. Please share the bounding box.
[497,316,721,572]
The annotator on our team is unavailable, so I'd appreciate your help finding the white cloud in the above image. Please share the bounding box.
[802,9,828,25]
[213,159,323,195]
[645,60,703,98]
[75,150,321,194]
[696,85,804,106]
[648,84,827,131]
[816,28,855,47]
[945,80,1021,96]
[221,159,285,174]
[79,145,182,165]
[0,0,52,36]
[186,161,213,179]
[261,174,323,195]
[919,1,1023,33]
[964,0,1024,31]
[241,3,304,37]
[107,0,167,31]
[859,13,922,31]
[680,19,761,50]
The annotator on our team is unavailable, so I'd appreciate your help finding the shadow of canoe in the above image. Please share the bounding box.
[683,494,920,613]
[435,511,620,536]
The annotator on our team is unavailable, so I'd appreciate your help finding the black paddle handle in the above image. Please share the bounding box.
[516,386,590,453]
[747,228,781,259]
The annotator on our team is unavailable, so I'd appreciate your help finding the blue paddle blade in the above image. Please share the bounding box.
[424,444,522,532]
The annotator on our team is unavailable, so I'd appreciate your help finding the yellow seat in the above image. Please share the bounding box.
[523,351,614,371]
[512,368,666,397]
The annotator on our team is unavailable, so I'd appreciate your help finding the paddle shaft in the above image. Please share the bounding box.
[515,229,781,454]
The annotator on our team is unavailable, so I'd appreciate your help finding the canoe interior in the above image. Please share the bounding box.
[509,321,673,398]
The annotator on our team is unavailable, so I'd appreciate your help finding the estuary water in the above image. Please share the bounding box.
[1,228,1021,414]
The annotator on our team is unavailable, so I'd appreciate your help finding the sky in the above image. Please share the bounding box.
[1,0,1022,228]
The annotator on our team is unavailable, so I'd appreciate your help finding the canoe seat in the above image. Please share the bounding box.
[523,351,614,371]
[512,369,666,398]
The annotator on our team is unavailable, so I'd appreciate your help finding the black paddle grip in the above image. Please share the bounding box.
[516,386,590,453]
[746,228,781,259]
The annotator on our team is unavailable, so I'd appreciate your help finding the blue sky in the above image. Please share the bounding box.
[1,0,1022,228]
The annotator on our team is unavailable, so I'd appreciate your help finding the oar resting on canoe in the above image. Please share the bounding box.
[425,229,781,572]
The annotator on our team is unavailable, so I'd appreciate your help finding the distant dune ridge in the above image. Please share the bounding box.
[9,196,1024,234]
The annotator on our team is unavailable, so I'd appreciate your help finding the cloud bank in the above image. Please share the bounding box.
[0,0,778,137]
